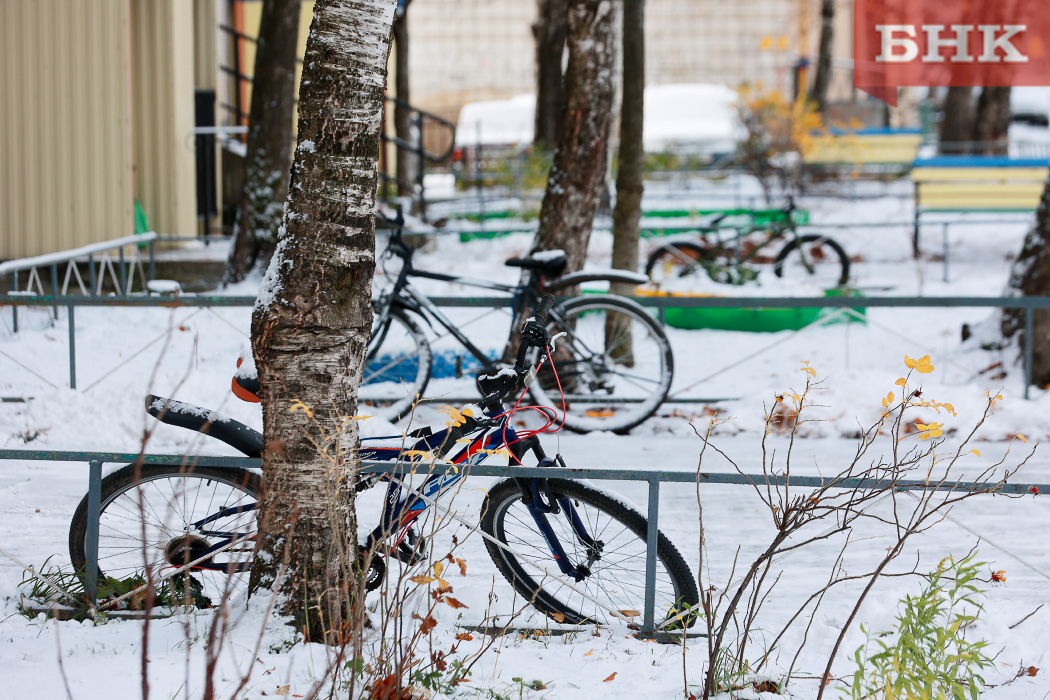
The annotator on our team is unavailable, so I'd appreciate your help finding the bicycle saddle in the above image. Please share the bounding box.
[505,249,568,277]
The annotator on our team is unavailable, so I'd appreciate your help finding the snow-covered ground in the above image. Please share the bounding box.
[1,180,1049,699]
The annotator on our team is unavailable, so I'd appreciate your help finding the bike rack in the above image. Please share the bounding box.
[0,448,1045,638]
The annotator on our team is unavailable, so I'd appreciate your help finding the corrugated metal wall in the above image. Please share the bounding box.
[0,0,134,260]
[131,0,197,242]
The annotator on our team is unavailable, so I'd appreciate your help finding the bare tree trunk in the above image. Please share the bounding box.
[225,0,302,284]
[529,0,616,272]
[533,0,569,151]
[939,86,974,155]
[972,86,1012,156]
[248,0,396,642]
[811,0,834,114]
[1001,170,1050,387]
[610,0,643,290]
[393,2,416,195]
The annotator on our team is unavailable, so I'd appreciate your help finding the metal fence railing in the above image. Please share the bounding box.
[1,448,1045,636]
[2,294,1050,398]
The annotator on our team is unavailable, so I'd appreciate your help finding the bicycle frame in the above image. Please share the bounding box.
[186,404,600,581]
[371,231,546,373]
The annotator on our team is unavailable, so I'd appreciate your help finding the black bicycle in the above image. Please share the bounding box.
[645,198,850,288]
[362,212,674,433]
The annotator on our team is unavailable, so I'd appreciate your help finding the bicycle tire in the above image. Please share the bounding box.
[644,240,709,285]
[69,464,260,602]
[773,234,850,287]
[481,478,698,628]
[527,295,673,433]
[361,307,432,421]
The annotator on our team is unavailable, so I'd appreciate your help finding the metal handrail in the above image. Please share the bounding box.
[1,293,1048,398]
[2,448,1043,634]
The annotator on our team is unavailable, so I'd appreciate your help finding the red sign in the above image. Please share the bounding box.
[854,0,1050,105]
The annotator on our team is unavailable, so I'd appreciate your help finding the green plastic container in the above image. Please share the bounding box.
[661,288,865,332]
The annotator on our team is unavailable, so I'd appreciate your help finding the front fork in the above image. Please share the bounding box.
[510,437,603,581]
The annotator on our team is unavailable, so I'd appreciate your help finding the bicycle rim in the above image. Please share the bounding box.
[528,297,673,433]
[482,479,697,627]
[70,466,259,605]
[775,235,849,288]
[361,309,431,421]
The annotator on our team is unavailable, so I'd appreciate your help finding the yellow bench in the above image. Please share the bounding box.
[911,157,1049,263]
[805,129,922,168]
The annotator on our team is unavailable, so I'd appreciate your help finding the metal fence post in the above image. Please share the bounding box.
[118,248,126,295]
[68,305,76,389]
[642,479,660,636]
[10,271,17,333]
[1024,306,1034,400]
[942,222,950,283]
[148,240,156,283]
[50,263,59,319]
[88,253,96,296]
[84,460,103,605]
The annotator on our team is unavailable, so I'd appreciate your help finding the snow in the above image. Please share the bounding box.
[2,173,1050,698]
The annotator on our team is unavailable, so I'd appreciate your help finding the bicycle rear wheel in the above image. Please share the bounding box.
[645,240,709,286]
[481,478,698,628]
[527,296,673,433]
[69,464,260,606]
[361,308,432,421]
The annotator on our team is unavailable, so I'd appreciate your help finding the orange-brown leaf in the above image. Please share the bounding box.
[456,557,467,576]
[444,596,469,609]
[550,612,566,623]
[603,672,617,682]
[455,632,474,641]
[418,616,437,634]
[1027,666,1039,677]
[410,575,436,585]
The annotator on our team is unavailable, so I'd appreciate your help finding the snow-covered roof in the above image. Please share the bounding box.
[454,83,743,153]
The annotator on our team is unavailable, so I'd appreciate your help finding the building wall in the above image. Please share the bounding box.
[0,0,134,260]
[131,0,198,241]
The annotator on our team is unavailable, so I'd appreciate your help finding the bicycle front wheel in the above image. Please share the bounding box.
[773,234,850,288]
[361,308,432,421]
[481,478,698,628]
[69,464,260,606]
[527,296,673,433]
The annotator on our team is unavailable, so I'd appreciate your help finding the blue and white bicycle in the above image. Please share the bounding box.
[69,297,697,627]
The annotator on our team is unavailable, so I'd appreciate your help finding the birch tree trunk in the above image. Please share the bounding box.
[393,2,416,194]
[529,0,615,271]
[939,87,974,155]
[811,0,834,114]
[610,0,643,291]
[248,0,396,642]
[972,87,1012,156]
[225,0,302,284]
[533,0,569,151]
[1001,170,1050,387]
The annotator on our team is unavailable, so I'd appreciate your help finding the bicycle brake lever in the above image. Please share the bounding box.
[549,331,567,353]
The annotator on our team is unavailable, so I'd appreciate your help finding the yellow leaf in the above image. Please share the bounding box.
[995,394,1004,400]
[410,576,436,585]
[433,561,444,578]
[1017,433,1027,443]
[887,392,894,403]
[276,687,290,696]
[969,449,981,457]
[351,415,372,421]
[288,400,314,418]
[895,377,907,386]
[584,649,594,657]
[905,355,916,369]
[437,578,450,591]
[881,397,888,408]
[915,364,934,374]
